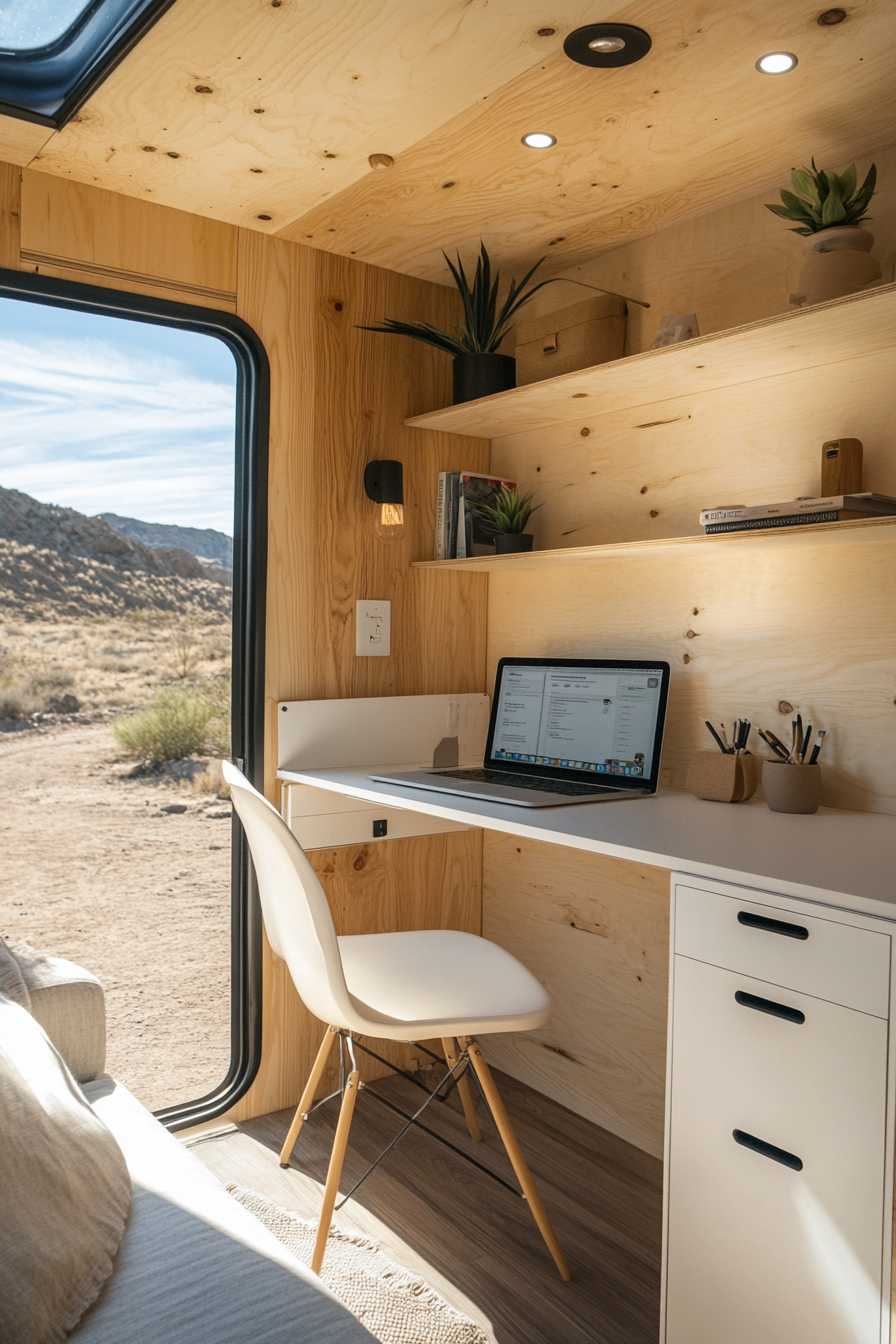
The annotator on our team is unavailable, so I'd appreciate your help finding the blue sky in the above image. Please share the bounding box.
[0,298,237,533]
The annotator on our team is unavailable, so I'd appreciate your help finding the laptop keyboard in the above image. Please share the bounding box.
[431,768,619,797]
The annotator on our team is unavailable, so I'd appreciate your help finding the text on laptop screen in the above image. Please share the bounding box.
[490,665,665,778]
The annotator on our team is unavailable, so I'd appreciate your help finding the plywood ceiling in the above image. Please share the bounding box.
[17,0,896,284]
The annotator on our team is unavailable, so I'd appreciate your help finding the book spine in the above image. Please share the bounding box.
[699,496,895,525]
[456,486,467,558]
[446,473,459,558]
[435,472,447,560]
[705,511,841,534]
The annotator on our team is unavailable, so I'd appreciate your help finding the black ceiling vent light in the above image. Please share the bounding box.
[563,23,652,68]
[0,0,177,130]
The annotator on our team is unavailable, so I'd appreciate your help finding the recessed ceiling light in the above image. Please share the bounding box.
[756,51,798,73]
[522,132,556,149]
[564,23,651,67]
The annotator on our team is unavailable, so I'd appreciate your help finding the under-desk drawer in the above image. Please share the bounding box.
[281,783,468,850]
[674,883,891,1018]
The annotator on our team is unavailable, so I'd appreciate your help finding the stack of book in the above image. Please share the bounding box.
[700,492,896,535]
[435,471,515,558]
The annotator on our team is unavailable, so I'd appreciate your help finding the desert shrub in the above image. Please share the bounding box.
[0,680,40,720]
[188,761,230,797]
[113,676,230,762]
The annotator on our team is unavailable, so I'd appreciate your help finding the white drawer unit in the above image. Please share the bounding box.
[675,882,892,1018]
[281,783,469,851]
[664,874,896,1344]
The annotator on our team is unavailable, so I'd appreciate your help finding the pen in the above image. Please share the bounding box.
[704,720,729,754]
[759,729,790,760]
[808,729,826,766]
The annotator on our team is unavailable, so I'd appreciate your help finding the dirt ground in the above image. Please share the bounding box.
[0,718,232,1112]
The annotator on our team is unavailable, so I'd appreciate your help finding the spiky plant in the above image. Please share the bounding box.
[476,487,540,536]
[765,159,877,235]
[358,242,555,354]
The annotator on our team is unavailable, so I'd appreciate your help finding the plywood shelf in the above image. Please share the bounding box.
[404,283,896,440]
[412,515,896,573]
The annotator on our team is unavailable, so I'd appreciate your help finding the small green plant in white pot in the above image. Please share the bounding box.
[765,160,881,305]
[477,486,541,554]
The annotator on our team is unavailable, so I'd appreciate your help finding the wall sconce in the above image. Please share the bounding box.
[364,459,405,542]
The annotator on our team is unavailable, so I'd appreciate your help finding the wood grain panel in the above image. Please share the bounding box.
[233,233,490,1118]
[20,171,237,304]
[0,116,52,168]
[525,141,896,357]
[28,0,600,232]
[0,160,21,269]
[407,283,896,438]
[232,829,482,1120]
[481,835,670,1158]
[486,539,896,816]
[487,348,896,551]
[280,0,896,282]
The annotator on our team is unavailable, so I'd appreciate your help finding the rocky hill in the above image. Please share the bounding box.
[99,513,232,568]
[0,486,231,621]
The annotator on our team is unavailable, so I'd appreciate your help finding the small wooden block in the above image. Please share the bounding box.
[821,437,863,496]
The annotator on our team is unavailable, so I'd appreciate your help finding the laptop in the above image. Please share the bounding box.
[369,657,671,807]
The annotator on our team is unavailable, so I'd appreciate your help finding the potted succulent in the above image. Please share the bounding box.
[476,486,540,554]
[358,242,555,404]
[765,160,881,305]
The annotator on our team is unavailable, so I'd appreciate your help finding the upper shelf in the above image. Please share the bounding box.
[411,515,896,573]
[404,282,896,441]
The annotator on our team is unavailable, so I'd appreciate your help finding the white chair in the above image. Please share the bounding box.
[223,761,570,1280]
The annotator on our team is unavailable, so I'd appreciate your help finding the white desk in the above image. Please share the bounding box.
[278,765,896,919]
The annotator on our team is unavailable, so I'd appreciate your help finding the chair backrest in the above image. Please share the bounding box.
[223,761,354,1029]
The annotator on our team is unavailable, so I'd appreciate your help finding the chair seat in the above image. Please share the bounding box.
[336,929,552,1040]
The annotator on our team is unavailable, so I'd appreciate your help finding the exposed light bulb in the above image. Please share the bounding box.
[589,36,625,51]
[374,502,405,542]
[756,51,798,73]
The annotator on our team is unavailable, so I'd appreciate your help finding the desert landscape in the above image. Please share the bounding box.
[0,484,236,1112]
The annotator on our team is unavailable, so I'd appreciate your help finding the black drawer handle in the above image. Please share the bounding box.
[733,1129,803,1172]
[737,910,808,940]
[735,990,805,1024]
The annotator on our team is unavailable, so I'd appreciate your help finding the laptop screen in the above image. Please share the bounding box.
[485,658,670,789]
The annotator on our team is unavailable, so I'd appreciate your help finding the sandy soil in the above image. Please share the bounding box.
[0,718,232,1112]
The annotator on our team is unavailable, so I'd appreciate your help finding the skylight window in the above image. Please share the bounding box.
[0,0,175,129]
[0,0,95,54]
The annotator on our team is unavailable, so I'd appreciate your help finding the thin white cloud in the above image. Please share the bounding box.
[0,335,236,532]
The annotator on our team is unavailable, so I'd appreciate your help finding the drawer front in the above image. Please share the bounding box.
[674,883,891,1017]
[665,955,889,1344]
[282,784,468,850]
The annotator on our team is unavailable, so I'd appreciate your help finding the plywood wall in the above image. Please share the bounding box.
[1,161,489,1120]
[482,836,670,1158]
[519,140,896,356]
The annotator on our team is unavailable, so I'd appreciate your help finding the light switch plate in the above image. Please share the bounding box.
[355,599,391,656]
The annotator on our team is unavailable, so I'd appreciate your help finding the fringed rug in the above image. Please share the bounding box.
[227,1185,490,1344]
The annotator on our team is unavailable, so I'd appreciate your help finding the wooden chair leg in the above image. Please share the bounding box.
[463,1037,572,1281]
[279,1026,337,1167]
[442,1036,482,1142]
[311,1067,360,1275]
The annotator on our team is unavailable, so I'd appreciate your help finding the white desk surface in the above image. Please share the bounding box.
[279,766,896,919]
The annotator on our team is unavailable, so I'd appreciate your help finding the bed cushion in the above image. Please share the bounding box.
[73,1077,373,1343]
[0,994,132,1344]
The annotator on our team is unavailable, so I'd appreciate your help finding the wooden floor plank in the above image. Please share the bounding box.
[189,1065,662,1344]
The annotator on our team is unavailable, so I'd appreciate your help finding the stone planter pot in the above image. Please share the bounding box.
[452,352,516,404]
[796,227,881,306]
[762,760,822,814]
[494,533,534,554]
[686,751,762,803]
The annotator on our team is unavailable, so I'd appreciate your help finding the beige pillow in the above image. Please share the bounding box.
[0,934,31,1009]
[0,993,132,1343]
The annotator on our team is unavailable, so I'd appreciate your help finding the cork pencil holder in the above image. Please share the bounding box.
[686,751,762,803]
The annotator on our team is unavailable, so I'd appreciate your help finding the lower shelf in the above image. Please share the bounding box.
[412,515,896,572]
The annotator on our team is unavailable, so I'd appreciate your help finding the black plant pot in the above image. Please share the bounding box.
[494,533,534,554]
[452,352,516,405]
